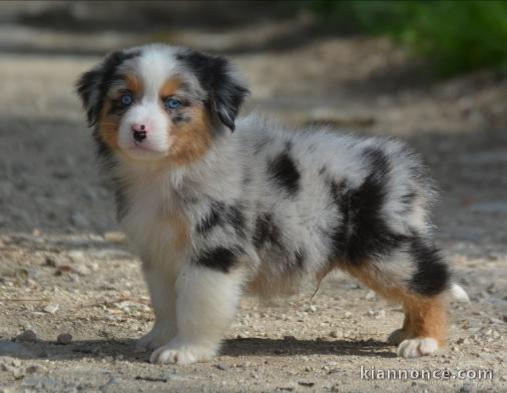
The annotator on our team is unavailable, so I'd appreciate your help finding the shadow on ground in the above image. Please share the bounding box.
[0,337,396,363]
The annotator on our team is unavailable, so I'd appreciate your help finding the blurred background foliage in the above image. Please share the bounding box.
[301,0,507,76]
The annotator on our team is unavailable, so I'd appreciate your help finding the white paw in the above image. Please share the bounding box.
[135,323,174,352]
[387,328,410,345]
[397,337,439,358]
[150,339,217,365]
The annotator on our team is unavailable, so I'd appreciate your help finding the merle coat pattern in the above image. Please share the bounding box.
[76,44,466,365]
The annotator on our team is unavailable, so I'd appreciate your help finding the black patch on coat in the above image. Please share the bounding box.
[114,181,129,221]
[193,247,238,273]
[293,249,305,268]
[177,49,249,131]
[227,205,246,237]
[76,50,140,127]
[408,237,450,296]
[253,213,282,249]
[329,148,406,264]
[268,152,300,195]
[196,201,246,238]
[197,201,225,234]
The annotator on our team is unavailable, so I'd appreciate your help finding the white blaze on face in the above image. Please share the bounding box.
[117,45,181,161]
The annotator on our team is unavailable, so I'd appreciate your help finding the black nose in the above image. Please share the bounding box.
[133,130,147,142]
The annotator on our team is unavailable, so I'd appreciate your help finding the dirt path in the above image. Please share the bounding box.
[0,7,506,392]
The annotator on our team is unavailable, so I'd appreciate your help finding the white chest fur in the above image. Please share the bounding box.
[119,173,188,275]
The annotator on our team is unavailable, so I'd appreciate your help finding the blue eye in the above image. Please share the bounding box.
[120,93,133,106]
[164,97,181,110]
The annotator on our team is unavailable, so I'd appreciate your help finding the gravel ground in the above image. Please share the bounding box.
[0,4,506,392]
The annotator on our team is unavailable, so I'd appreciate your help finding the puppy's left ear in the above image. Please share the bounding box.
[178,50,249,131]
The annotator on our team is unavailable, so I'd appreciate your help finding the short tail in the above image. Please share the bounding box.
[449,283,470,303]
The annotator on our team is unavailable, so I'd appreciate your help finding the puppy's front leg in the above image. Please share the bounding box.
[136,265,176,352]
[150,261,245,365]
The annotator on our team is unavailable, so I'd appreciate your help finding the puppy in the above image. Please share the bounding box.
[76,44,467,365]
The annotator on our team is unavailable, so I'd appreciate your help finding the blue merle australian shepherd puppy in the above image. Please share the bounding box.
[76,44,468,365]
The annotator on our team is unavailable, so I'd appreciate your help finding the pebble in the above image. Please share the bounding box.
[43,303,59,314]
[56,333,72,345]
[329,330,343,339]
[43,257,57,267]
[343,311,352,319]
[456,337,469,345]
[25,365,41,374]
[489,317,504,324]
[103,231,126,243]
[366,309,386,319]
[365,291,376,300]
[15,330,37,342]
[72,264,91,276]
[70,211,89,227]
[305,305,317,313]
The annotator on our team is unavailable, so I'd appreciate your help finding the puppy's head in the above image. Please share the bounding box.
[76,44,248,164]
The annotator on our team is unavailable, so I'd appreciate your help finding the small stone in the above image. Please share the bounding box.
[103,231,126,243]
[366,309,386,319]
[331,384,340,392]
[72,265,90,276]
[214,364,226,371]
[70,211,89,227]
[489,317,504,324]
[12,368,25,380]
[329,330,343,339]
[56,333,72,345]
[344,311,352,319]
[25,365,41,374]
[67,250,86,262]
[365,291,376,300]
[305,305,317,313]
[44,257,57,267]
[43,303,59,314]
[15,330,37,342]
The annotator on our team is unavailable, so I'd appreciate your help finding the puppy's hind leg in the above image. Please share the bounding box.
[341,236,450,358]
[150,261,247,365]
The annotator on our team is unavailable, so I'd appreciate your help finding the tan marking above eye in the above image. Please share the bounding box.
[159,77,182,100]
[124,73,142,96]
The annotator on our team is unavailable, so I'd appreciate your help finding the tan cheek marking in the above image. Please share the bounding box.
[167,104,212,165]
[97,100,120,152]
[97,74,142,154]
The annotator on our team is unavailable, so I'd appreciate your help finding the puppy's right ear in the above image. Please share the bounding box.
[76,50,137,126]
[76,66,104,126]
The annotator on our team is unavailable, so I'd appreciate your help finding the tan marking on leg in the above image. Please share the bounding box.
[403,296,446,345]
[338,262,447,346]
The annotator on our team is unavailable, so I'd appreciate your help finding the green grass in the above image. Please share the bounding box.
[304,0,507,76]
